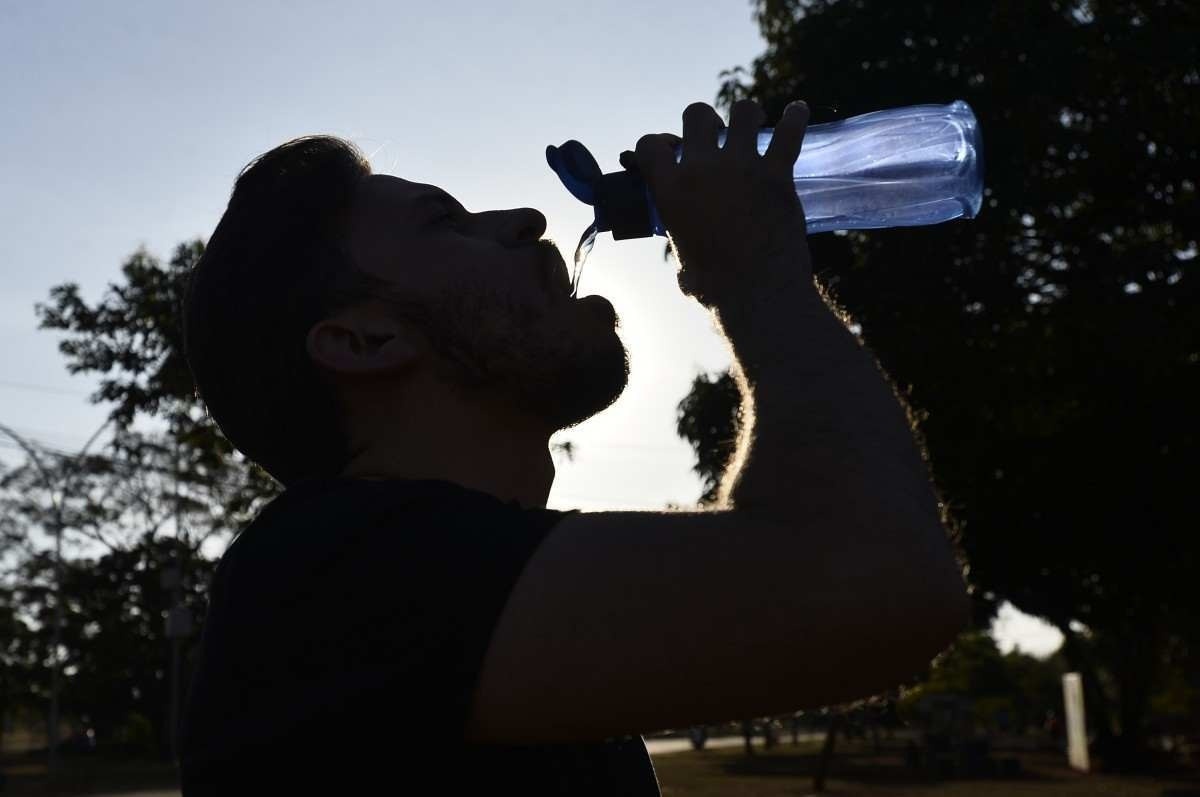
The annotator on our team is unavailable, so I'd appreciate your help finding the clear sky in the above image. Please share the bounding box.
[0,0,1062,657]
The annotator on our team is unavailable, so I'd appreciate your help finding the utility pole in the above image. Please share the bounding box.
[163,440,193,766]
[0,420,109,778]
[160,564,189,764]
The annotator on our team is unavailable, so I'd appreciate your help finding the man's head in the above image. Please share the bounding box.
[183,135,629,487]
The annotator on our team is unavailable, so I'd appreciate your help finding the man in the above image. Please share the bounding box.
[179,99,968,794]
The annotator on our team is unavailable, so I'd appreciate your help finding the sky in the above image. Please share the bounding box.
[0,0,1062,657]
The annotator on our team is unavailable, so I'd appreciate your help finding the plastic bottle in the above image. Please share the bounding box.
[545,101,984,290]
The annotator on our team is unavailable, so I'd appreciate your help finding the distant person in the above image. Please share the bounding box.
[178,99,967,794]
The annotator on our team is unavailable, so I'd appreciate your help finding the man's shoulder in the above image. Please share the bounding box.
[220,477,565,599]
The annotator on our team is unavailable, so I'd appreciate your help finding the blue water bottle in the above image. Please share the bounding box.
[546,100,983,256]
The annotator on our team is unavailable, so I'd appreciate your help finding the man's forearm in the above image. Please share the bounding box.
[712,267,942,531]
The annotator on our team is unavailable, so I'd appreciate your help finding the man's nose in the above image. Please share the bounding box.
[499,207,547,246]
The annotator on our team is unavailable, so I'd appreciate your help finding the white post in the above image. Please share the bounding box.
[1062,672,1090,772]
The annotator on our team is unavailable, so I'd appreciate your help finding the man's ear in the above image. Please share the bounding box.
[306,310,423,376]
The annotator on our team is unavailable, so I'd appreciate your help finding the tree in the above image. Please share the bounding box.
[672,0,1198,769]
[0,432,231,756]
[0,576,40,754]
[5,534,215,756]
[899,630,1068,735]
[675,371,741,505]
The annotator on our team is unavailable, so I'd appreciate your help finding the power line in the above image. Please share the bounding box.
[2,437,700,509]
[1,423,703,505]
[0,421,690,463]
[0,379,92,399]
[14,420,689,462]
[0,435,253,491]
[1,422,111,454]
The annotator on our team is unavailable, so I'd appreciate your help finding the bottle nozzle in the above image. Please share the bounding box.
[546,140,657,241]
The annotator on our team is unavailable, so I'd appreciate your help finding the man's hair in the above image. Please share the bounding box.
[183,135,388,487]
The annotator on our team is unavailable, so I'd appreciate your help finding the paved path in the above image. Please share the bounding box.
[645,731,825,755]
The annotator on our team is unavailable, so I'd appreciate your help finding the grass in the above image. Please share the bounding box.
[0,751,180,796]
[651,738,1200,797]
[3,739,1198,796]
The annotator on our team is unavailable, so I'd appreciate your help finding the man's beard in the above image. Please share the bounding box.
[400,285,630,431]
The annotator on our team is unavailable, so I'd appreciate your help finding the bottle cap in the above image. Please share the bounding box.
[546,140,655,240]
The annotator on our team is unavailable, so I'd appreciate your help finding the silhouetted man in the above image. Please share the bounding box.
[178,99,967,795]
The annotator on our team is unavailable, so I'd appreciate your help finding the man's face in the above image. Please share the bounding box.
[342,174,629,431]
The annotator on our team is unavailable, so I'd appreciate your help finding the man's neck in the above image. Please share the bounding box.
[338,382,557,509]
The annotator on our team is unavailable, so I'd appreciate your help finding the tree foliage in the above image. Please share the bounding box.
[0,576,40,752]
[675,371,741,505]
[6,533,214,756]
[0,431,233,754]
[899,630,1067,734]
[674,0,1197,768]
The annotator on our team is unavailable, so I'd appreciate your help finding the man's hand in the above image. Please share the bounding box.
[626,99,813,308]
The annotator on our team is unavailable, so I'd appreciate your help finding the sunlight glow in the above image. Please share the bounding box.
[990,601,1065,658]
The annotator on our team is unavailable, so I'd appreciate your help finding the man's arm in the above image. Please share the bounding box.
[712,268,953,563]
[464,99,968,744]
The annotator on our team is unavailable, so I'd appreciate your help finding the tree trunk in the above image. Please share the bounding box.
[1109,626,1158,772]
[741,719,755,755]
[813,713,843,793]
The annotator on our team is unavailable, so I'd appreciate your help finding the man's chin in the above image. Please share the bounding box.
[525,342,630,431]
[574,294,619,327]
[548,382,627,431]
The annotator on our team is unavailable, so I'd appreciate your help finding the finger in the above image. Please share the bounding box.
[680,102,724,163]
[634,133,681,190]
[764,100,810,172]
[725,99,767,156]
[622,134,681,172]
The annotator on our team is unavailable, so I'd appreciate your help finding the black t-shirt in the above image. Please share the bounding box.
[179,477,660,795]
